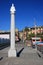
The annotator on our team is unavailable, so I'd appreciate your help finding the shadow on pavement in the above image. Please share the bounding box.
[0,57,3,61]
[37,52,41,58]
[17,48,24,57]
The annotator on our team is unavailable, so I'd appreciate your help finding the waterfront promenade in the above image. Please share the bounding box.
[0,42,43,65]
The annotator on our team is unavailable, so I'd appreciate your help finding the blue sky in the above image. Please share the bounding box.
[0,0,43,31]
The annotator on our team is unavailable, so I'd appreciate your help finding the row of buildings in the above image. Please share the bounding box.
[0,26,43,42]
[17,26,43,41]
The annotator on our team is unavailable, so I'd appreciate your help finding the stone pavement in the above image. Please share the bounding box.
[0,44,43,65]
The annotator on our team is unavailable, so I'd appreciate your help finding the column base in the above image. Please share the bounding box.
[8,48,16,57]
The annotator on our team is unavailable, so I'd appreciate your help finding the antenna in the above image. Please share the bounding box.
[34,18,36,27]
[34,18,37,38]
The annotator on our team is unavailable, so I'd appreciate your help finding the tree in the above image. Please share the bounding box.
[24,27,29,40]
[24,27,29,32]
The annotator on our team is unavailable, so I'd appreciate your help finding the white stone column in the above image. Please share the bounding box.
[8,4,16,57]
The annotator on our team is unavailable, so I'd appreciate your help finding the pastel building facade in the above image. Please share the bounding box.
[31,26,43,34]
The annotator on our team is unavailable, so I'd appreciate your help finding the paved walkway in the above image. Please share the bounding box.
[0,44,43,65]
